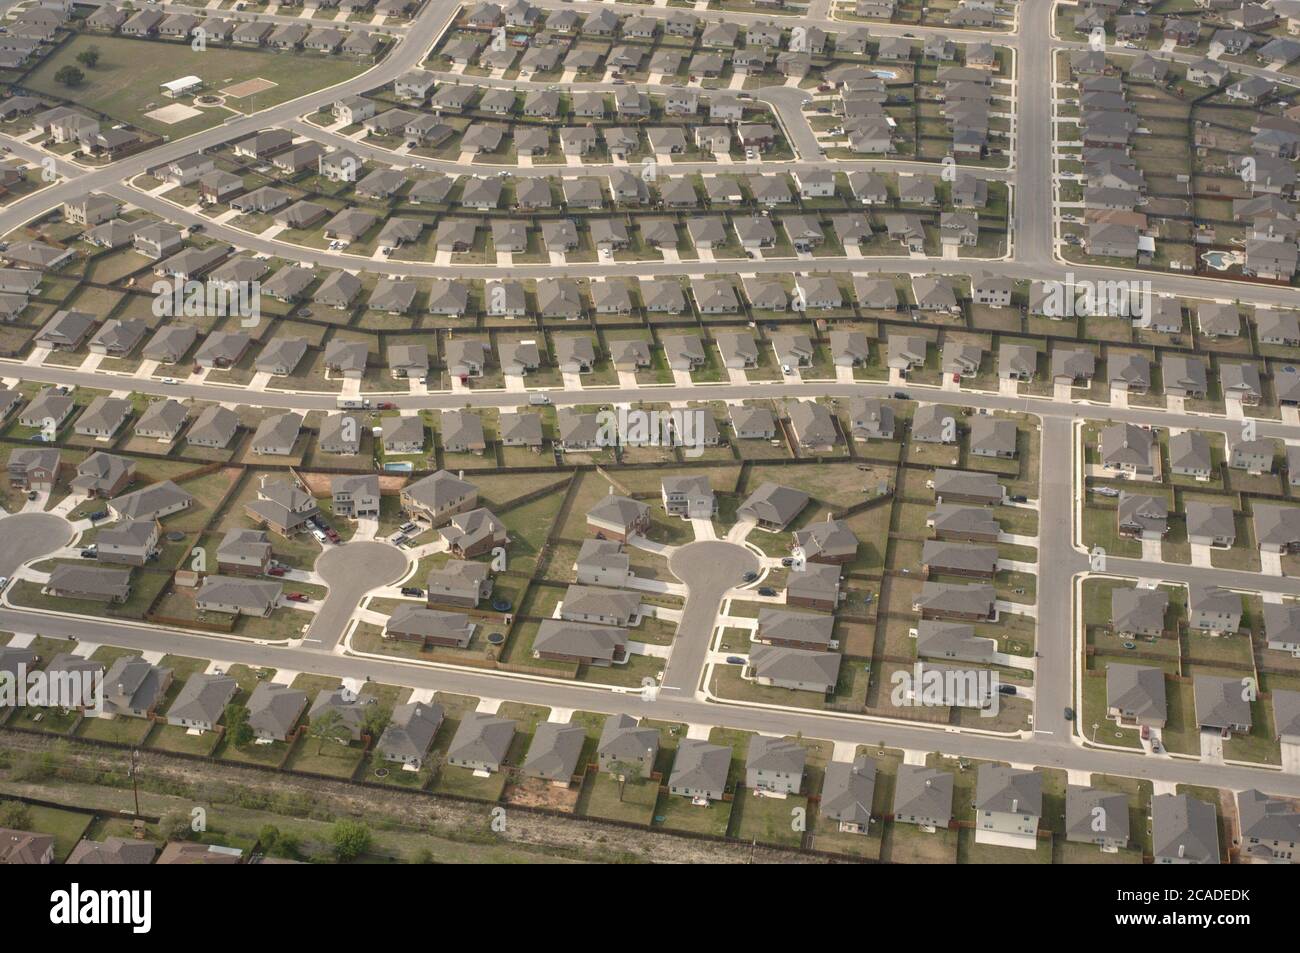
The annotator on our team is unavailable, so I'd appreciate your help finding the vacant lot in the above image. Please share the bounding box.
[25,36,367,138]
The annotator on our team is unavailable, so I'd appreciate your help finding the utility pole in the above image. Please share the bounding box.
[129,748,141,817]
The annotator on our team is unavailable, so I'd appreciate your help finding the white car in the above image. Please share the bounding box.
[160,377,179,385]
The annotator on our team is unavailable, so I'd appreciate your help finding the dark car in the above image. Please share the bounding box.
[400,586,424,597]
[780,557,795,567]
[758,586,777,597]
[88,511,108,522]
[26,490,37,501]
[491,598,512,612]
[997,684,1016,695]
[893,391,910,400]
[80,548,97,559]
[376,402,396,410]
[1009,494,1028,503]
[1063,707,1075,721]
[725,656,746,665]
[742,571,758,582]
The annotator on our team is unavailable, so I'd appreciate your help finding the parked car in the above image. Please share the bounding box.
[758,586,777,597]
[893,391,910,400]
[285,592,308,602]
[725,656,746,665]
[268,567,287,577]
[400,586,424,597]
[88,511,108,522]
[742,571,758,582]
[1063,707,1075,721]
[376,402,396,410]
[80,548,97,559]
[326,529,341,543]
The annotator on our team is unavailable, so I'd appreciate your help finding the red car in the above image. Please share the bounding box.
[376,401,396,410]
[267,567,286,577]
[285,592,308,602]
[326,529,341,543]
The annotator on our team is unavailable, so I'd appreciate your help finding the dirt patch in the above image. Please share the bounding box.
[221,77,278,98]
[299,471,408,496]
[505,776,581,812]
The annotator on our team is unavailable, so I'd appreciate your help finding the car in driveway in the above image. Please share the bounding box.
[310,528,327,543]
[285,592,308,602]
[88,511,108,522]
[491,598,512,612]
[725,656,746,665]
[325,529,341,543]
[758,586,777,597]
[400,586,424,597]
[80,547,97,559]
[268,567,286,577]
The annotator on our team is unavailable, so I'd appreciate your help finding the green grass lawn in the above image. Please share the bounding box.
[25,36,369,139]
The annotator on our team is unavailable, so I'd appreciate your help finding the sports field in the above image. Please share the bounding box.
[24,35,369,138]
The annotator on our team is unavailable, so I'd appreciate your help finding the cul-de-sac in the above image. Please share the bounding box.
[0,0,1297,869]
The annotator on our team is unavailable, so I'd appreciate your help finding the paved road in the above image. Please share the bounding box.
[0,512,74,577]
[1013,0,1053,263]
[1030,415,1075,742]
[661,540,759,692]
[4,602,1300,797]
[7,357,1300,445]
[306,540,410,650]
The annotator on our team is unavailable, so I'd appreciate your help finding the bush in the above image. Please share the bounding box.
[330,819,371,862]
[54,66,84,87]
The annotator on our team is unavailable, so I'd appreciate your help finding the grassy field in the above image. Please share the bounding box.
[24,36,369,138]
